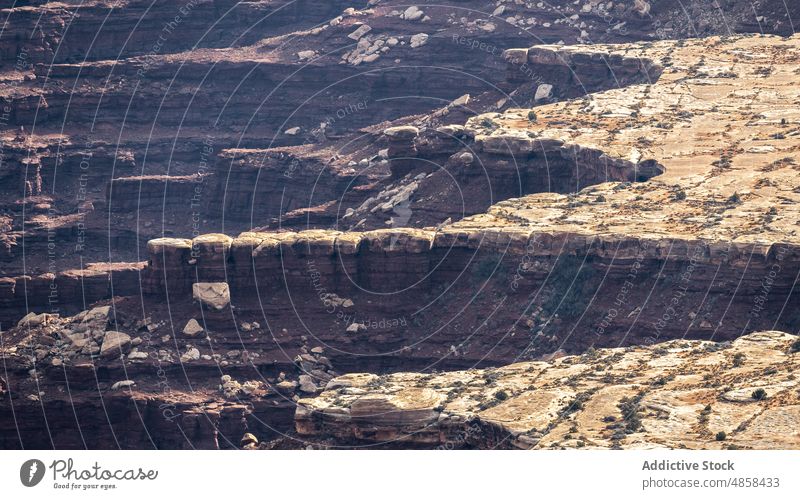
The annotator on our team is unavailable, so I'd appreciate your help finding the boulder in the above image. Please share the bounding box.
[111,380,135,390]
[66,332,91,349]
[183,318,204,337]
[410,33,429,48]
[192,282,230,311]
[535,83,554,101]
[240,433,258,449]
[503,48,528,65]
[81,343,101,356]
[275,380,299,393]
[401,6,424,21]
[82,306,110,325]
[348,24,371,40]
[384,126,419,140]
[100,331,132,358]
[17,312,56,328]
[220,375,243,397]
[127,351,149,360]
[298,375,319,394]
[180,347,201,362]
[346,323,368,334]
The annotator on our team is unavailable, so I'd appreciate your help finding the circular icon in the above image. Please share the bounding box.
[20,459,45,487]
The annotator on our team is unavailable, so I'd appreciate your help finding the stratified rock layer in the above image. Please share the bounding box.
[3,3,800,450]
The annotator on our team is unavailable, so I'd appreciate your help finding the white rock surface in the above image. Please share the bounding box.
[402,6,424,21]
[348,24,372,40]
[192,282,231,311]
[410,33,429,48]
[111,380,135,390]
[535,83,554,101]
[183,318,204,337]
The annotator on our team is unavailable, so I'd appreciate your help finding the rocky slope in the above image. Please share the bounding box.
[0,305,338,449]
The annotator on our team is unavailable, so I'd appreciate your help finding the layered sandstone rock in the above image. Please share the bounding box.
[297,331,800,449]
[0,0,361,66]
[3,1,794,284]
[454,35,800,244]
[3,2,800,451]
[0,263,144,329]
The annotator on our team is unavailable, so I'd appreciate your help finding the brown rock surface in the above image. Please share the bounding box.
[99,331,132,358]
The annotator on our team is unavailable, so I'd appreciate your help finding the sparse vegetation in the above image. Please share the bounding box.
[699,404,712,425]
[715,431,726,441]
[482,371,500,386]
[472,255,505,282]
[479,117,495,129]
[618,392,645,433]
[751,388,767,401]
[540,257,598,319]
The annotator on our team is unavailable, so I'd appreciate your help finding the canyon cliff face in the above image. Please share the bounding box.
[1,1,800,449]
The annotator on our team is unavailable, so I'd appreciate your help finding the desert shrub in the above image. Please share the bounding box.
[618,393,645,433]
[541,257,597,319]
[472,255,505,282]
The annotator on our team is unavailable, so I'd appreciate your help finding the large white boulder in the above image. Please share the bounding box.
[192,282,231,311]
